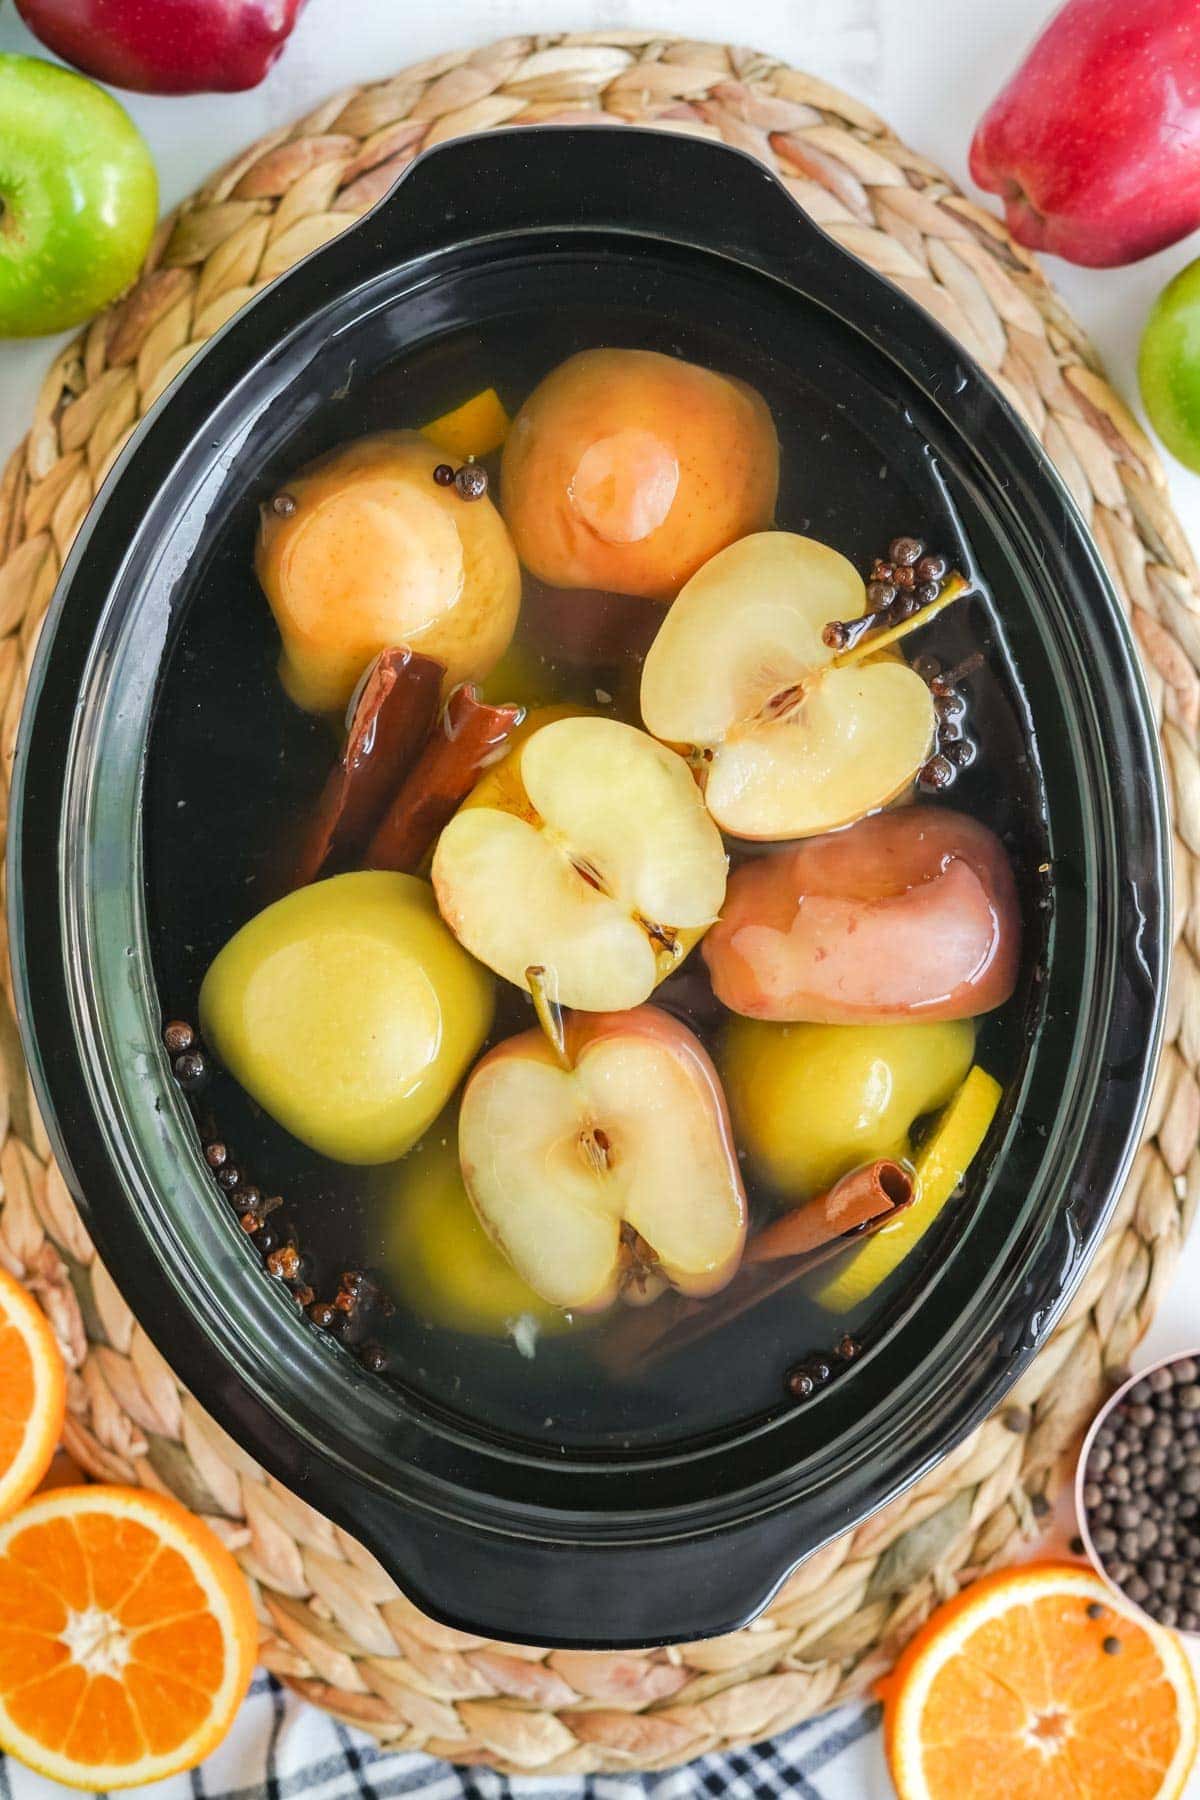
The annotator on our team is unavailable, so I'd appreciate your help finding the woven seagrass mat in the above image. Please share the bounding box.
[0,29,1198,1777]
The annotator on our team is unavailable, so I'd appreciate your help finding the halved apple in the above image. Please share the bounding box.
[431,715,728,1011]
[458,1006,747,1311]
[639,531,936,840]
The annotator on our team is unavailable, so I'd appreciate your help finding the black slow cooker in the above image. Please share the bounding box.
[9,128,1169,1647]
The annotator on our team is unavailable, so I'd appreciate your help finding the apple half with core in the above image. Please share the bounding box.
[459,1006,747,1312]
[432,715,728,1011]
[640,532,937,840]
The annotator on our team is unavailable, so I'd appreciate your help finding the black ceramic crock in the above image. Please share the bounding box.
[9,129,1169,1647]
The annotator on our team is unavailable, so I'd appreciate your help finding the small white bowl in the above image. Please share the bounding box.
[1076,1347,1200,1638]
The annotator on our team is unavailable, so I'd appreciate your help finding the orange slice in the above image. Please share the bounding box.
[882,1562,1198,1800]
[0,1485,258,1790]
[0,1265,66,1520]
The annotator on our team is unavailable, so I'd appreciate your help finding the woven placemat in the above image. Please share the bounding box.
[0,31,1197,1776]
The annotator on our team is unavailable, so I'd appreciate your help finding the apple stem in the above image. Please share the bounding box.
[526,964,572,1070]
[829,572,970,672]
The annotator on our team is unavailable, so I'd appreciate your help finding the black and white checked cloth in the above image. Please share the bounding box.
[0,1675,888,1800]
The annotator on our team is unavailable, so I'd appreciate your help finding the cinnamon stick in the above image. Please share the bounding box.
[745,1160,912,1264]
[601,1159,912,1372]
[365,684,523,873]
[293,647,443,888]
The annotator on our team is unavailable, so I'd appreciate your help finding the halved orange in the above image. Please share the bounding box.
[0,1265,66,1520]
[882,1562,1198,1800]
[0,1485,258,1789]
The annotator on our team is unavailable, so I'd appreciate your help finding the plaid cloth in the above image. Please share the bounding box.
[0,1674,887,1799]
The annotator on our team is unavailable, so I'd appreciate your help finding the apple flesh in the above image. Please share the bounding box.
[501,349,778,600]
[640,532,935,840]
[432,715,728,1012]
[458,1006,747,1312]
[969,0,1200,267]
[15,0,307,95]
[0,53,157,338]
[256,432,520,714]
[704,807,1021,1025]
[199,871,493,1165]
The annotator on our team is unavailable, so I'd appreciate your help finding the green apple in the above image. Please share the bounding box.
[0,53,157,337]
[200,872,493,1166]
[1139,255,1200,472]
[721,1017,975,1199]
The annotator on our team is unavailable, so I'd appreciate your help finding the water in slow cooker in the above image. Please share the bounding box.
[143,302,1045,1452]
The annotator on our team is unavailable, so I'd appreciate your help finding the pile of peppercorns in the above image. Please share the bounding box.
[163,1018,388,1375]
[1081,1355,1200,1633]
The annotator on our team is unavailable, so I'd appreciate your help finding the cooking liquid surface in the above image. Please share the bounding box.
[144,303,1046,1452]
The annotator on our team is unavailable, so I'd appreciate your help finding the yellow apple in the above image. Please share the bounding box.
[720,1016,975,1199]
[199,871,493,1165]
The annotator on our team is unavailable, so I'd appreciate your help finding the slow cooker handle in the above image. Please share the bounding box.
[361,123,844,293]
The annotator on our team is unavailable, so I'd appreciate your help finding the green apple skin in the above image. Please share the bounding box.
[199,872,494,1166]
[1139,256,1200,473]
[0,53,157,337]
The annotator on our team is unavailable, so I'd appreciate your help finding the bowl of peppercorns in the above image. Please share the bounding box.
[1077,1351,1200,1635]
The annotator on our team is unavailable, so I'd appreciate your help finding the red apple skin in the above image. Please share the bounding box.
[969,0,1200,267]
[14,0,306,95]
[704,808,1021,1026]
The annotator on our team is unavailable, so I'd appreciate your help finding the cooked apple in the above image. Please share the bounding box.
[500,349,778,600]
[199,871,493,1164]
[458,1006,747,1311]
[721,1016,975,1198]
[382,1120,565,1338]
[256,431,521,714]
[705,807,1021,1024]
[431,715,727,1011]
[640,532,937,839]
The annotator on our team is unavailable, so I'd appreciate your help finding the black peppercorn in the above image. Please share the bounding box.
[217,1164,241,1191]
[173,1050,207,1091]
[785,1367,816,1400]
[918,754,955,792]
[163,1020,195,1056]
[454,463,488,501]
[915,581,941,607]
[889,536,923,566]
[360,1343,387,1374]
[272,492,297,517]
[914,552,947,585]
[945,739,976,769]
[866,580,896,611]
[432,463,455,487]
[309,1301,337,1329]
[204,1141,228,1169]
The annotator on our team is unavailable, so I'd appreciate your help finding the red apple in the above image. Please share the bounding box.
[703,807,1021,1026]
[14,0,307,96]
[969,0,1200,267]
[458,1006,747,1312]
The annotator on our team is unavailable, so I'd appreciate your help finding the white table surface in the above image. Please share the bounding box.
[1,0,1198,1792]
